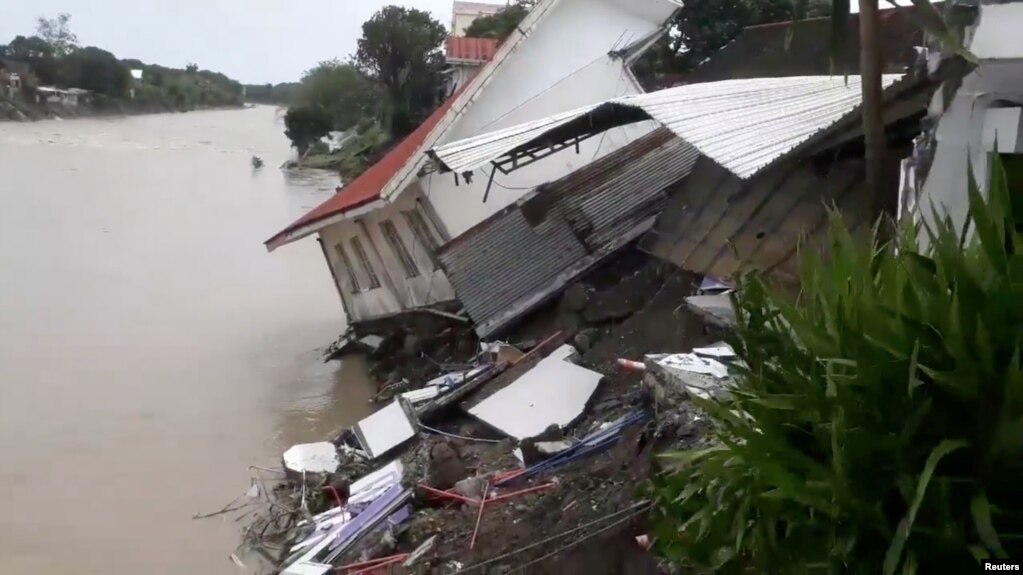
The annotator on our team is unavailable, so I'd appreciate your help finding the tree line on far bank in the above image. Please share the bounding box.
[0,14,244,113]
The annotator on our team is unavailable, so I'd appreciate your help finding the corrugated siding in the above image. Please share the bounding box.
[553,133,699,247]
[440,207,587,327]
[430,75,904,179]
[438,129,698,335]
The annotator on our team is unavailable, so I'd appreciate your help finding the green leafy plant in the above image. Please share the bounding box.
[650,155,1023,574]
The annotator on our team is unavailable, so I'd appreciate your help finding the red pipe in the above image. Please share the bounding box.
[417,483,480,505]
[469,481,490,549]
[335,553,409,572]
[487,481,558,503]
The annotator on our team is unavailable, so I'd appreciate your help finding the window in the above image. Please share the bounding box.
[350,237,381,290]
[403,210,439,251]
[334,242,360,293]
[402,209,441,270]
[380,220,419,278]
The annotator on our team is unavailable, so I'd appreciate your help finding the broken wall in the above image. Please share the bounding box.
[639,153,875,286]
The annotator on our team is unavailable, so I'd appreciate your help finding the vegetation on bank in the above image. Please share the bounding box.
[0,14,244,119]
[651,158,1023,572]
[280,5,448,180]
[242,82,299,106]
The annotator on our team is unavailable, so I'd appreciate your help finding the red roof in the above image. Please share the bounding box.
[446,37,498,63]
[265,86,468,250]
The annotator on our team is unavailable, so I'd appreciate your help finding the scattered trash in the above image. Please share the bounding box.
[496,412,648,487]
[468,344,602,440]
[645,344,738,401]
[283,442,340,477]
[650,353,730,379]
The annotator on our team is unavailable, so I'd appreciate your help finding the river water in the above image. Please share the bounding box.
[0,107,377,574]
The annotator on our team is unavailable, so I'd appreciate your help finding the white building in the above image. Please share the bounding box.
[451,1,505,36]
[900,1,1023,234]
[266,0,680,329]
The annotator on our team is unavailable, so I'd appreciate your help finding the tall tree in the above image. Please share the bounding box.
[355,6,446,136]
[634,0,832,83]
[463,1,536,40]
[57,46,131,96]
[292,60,382,132]
[35,14,77,57]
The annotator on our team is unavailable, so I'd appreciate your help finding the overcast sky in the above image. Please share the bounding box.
[1,1,918,84]
[0,0,457,84]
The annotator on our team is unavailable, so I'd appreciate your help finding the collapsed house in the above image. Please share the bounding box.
[428,73,934,333]
[264,0,681,333]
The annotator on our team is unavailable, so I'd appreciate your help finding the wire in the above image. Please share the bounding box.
[450,501,650,574]
[417,422,502,444]
[474,52,609,134]
[509,507,648,573]
[480,167,542,191]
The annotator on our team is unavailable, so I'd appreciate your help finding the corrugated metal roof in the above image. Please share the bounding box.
[430,75,904,180]
[438,129,698,336]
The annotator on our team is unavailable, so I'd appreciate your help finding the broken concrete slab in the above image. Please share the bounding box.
[352,400,417,460]
[283,442,340,477]
[685,293,736,328]
[468,344,602,441]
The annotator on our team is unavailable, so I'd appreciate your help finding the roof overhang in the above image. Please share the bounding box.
[264,198,385,252]
[429,75,912,182]
[379,0,681,204]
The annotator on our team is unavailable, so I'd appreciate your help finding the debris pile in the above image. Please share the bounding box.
[209,255,742,573]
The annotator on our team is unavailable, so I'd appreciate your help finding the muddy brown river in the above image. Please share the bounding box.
[0,107,376,574]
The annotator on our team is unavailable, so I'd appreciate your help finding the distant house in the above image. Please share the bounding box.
[265,0,681,332]
[129,68,143,99]
[35,86,90,108]
[428,74,932,317]
[451,1,505,36]
[0,57,29,96]
[444,36,498,96]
